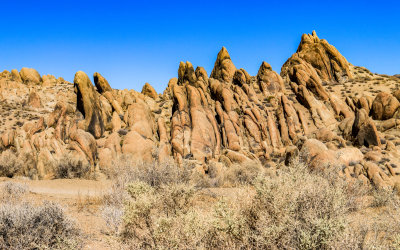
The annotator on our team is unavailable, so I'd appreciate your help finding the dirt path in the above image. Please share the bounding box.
[0,177,112,197]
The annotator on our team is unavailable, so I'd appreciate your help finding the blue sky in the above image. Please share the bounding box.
[1,0,399,92]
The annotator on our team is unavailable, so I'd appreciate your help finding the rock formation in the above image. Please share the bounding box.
[281,31,352,84]
[74,71,104,138]
[20,67,42,85]
[1,31,400,190]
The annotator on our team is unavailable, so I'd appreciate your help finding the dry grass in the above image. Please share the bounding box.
[0,182,82,249]
[97,157,400,249]
[0,150,24,177]
[55,152,92,179]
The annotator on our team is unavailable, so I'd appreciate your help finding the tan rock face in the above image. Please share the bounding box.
[2,31,400,189]
[352,108,381,147]
[74,71,104,138]
[141,82,158,99]
[282,31,352,84]
[20,67,42,85]
[370,92,400,120]
[11,69,22,82]
[27,90,42,108]
[122,130,154,162]
[210,47,236,83]
[257,61,284,93]
[93,72,112,94]
[70,129,97,166]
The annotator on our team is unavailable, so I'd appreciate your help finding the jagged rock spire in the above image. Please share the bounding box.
[93,72,112,94]
[178,61,197,85]
[257,61,284,93]
[282,31,352,84]
[74,71,104,138]
[210,47,236,83]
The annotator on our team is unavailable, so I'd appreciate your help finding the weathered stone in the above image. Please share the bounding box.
[257,61,284,93]
[93,72,112,94]
[352,108,381,147]
[11,69,22,82]
[27,90,42,108]
[20,67,42,84]
[370,92,400,120]
[74,71,104,138]
[282,31,352,83]
[69,129,97,166]
[141,82,158,99]
[210,47,236,83]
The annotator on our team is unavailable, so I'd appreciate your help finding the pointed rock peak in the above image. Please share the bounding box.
[257,62,284,93]
[260,61,272,72]
[195,66,208,82]
[141,82,158,99]
[93,72,112,94]
[217,46,231,61]
[299,31,320,49]
[178,61,196,85]
[285,31,352,83]
[210,47,236,82]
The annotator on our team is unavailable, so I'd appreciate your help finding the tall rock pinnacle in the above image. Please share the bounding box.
[282,31,352,84]
[210,47,236,82]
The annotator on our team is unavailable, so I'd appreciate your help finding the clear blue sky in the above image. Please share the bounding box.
[1,0,399,92]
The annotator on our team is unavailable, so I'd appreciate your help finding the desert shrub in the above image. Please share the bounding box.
[223,163,264,186]
[120,161,364,249]
[0,201,81,249]
[0,182,28,202]
[121,182,198,248]
[55,153,92,179]
[206,163,353,249]
[105,155,192,188]
[101,205,124,234]
[362,196,400,249]
[371,186,398,207]
[101,157,194,234]
[0,150,23,177]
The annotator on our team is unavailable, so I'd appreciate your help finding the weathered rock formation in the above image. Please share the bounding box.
[20,67,42,85]
[74,71,104,138]
[282,31,352,84]
[1,31,400,190]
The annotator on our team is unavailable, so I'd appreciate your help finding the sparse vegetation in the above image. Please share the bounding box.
[0,202,81,249]
[97,157,400,249]
[0,150,24,177]
[0,182,81,249]
[55,152,92,179]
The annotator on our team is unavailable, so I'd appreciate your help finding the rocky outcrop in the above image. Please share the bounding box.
[370,92,400,120]
[2,31,400,190]
[93,72,112,94]
[352,108,381,147]
[20,67,42,85]
[11,69,22,82]
[210,47,236,83]
[74,71,104,138]
[27,90,42,108]
[256,62,284,93]
[282,31,352,84]
[141,82,158,99]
